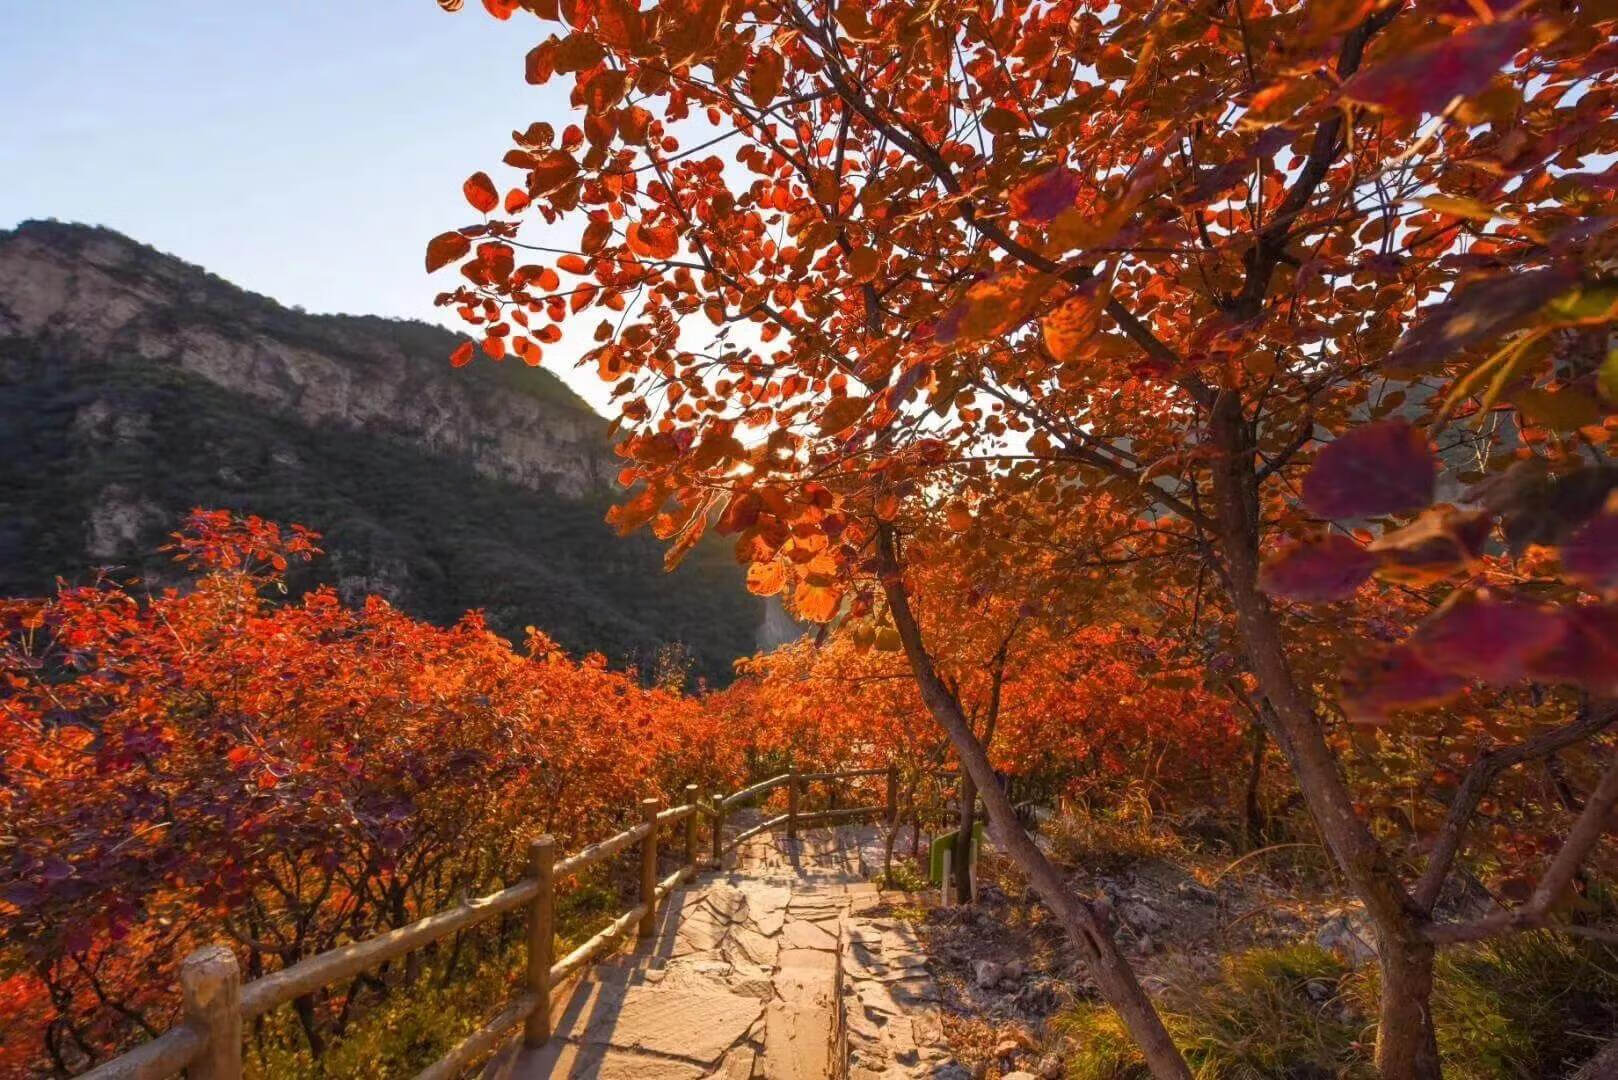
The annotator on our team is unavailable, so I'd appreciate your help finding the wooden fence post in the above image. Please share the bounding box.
[787,769,799,840]
[180,945,242,1080]
[684,784,700,869]
[639,796,659,939]
[886,764,899,821]
[523,835,555,1048]
[713,792,726,866]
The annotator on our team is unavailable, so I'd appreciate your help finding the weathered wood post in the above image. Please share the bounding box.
[886,764,899,821]
[829,776,840,814]
[638,796,660,939]
[683,784,700,869]
[787,768,799,840]
[180,945,242,1080]
[523,835,556,1048]
[712,791,726,866]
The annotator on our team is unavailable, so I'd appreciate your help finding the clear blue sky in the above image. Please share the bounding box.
[1,1,612,409]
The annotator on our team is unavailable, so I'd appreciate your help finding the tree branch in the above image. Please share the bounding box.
[1414,699,1618,912]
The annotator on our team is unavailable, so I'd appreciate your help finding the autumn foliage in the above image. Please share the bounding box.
[0,511,744,1075]
[431,0,1618,1074]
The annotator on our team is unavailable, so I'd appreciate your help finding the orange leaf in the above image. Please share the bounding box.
[746,561,787,597]
[749,47,784,108]
[818,395,870,435]
[627,221,679,260]
[425,231,471,273]
[463,171,499,214]
[450,341,476,367]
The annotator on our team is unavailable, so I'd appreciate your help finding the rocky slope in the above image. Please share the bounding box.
[0,220,768,684]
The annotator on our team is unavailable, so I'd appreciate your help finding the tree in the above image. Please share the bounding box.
[435,0,1618,1074]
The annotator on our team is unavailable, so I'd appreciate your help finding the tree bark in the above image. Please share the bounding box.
[955,769,978,904]
[1243,721,1267,851]
[878,527,1192,1080]
[1206,392,1440,1079]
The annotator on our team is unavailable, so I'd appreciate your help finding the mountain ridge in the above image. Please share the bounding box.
[0,220,767,684]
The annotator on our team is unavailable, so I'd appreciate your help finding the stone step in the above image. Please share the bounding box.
[484,827,900,1080]
[839,918,959,1080]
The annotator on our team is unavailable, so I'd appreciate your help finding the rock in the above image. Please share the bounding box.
[1002,1072,1038,1080]
[1134,932,1156,954]
[1037,1054,1064,1078]
[974,959,1004,988]
[1001,959,1027,982]
[1119,899,1169,933]
[928,1065,971,1080]
[1177,880,1218,904]
[1316,907,1378,964]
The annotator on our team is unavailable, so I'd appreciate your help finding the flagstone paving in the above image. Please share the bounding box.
[484,824,961,1080]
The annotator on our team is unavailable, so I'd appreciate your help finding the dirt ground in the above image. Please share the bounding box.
[900,827,1371,1078]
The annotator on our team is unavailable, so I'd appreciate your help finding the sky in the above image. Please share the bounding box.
[0,1,615,411]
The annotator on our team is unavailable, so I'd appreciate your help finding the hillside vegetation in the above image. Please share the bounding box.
[0,222,764,685]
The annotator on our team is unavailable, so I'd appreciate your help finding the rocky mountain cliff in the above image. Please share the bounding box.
[0,220,767,684]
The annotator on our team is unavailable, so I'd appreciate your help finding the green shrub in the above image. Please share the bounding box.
[1059,944,1372,1080]
[1058,932,1618,1080]
[1433,931,1618,1079]
[878,859,930,893]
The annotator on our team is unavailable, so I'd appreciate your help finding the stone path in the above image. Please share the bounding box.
[484,824,960,1080]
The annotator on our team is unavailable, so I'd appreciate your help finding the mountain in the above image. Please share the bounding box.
[0,220,769,685]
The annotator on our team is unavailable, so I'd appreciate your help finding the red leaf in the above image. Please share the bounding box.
[1258,534,1378,602]
[1302,421,1435,519]
[1410,595,1564,683]
[627,221,679,260]
[450,341,476,367]
[1561,513,1618,595]
[425,231,471,273]
[463,171,499,214]
[1009,166,1081,224]
[1340,20,1534,117]
[749,47,784,108]
[1345,648,1468,722]
[1526,605,1618,695]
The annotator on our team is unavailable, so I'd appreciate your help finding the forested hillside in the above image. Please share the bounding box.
[0,222,764,684]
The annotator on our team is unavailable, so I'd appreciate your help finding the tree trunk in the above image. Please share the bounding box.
[1243,721,1267,851]
[879,528,1192,1080]
[1376,934,1442,1080]
[955,769,977,904]
[1206,393,1440,1079]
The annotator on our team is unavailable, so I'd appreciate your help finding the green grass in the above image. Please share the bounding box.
[1058,932,1618,1080]
[245,870,630,1078]
[1058,945,1371,1080]
[1432,931,1618,1079]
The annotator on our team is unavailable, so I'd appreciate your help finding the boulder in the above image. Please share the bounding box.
[1315,907,1378,964]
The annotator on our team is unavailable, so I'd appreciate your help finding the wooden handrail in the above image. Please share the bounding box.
[78,1026,203,1080]
[239,880,538,1019]
[79,764,901,1079]
[721,772,791,808]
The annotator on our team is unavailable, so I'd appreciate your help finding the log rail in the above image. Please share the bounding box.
[83,767,899,1080]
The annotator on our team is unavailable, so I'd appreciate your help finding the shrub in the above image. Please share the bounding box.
[1059,933,1618,1080]
[1432,931,1618,1079]
[1059,944,1372,1080]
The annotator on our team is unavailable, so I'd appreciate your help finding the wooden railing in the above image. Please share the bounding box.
[82,767,898,1080]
